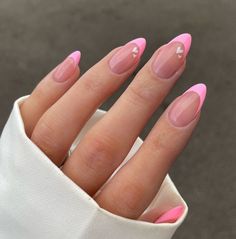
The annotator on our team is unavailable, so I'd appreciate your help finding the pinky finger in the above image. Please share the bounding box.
[20,51,81,137]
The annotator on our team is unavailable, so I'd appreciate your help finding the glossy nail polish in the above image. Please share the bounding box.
[53,51,81,82]
[109,38,146,74]
[168,83,207,127]
[169,33,192,57]
[152,33,192,79]
[155,206,184,223]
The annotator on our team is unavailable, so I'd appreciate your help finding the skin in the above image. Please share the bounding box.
[20,40,201,222]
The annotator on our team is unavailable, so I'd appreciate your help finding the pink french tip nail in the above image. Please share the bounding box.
[155,206,185,224]
[184,83,207,113]
[126,37,147,57]
[68,50,81,65]
[169,33,192,57]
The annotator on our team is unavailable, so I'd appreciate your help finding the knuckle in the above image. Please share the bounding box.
[81,134,116,173]
[31,119,59,157]
[126,85,154,106]
[81,73,104,94]
[150,132,179,155]
[32,82,48,101]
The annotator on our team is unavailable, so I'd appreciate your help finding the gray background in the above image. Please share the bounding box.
[0,0,235,238]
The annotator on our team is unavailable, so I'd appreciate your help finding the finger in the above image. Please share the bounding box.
[62,33,191,195]
[20,51,81,137]
[31,38,146,165]
[154,206,184,223]
[138,207,163,223]
[138,205,184,223]
[94,84,207,219]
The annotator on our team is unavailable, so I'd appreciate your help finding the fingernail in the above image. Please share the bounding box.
[53,51,81,82]
[68,51,81,64]
[109,38,146,74]
[152,33,192,79]
[168,83,207,127]
[155,206,184,223]
[169,33,192,57]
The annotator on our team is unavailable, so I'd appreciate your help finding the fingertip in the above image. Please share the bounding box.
[68,51,81,65]
[169,33,192,57]
[127,37,147,57]
[155,205,185,223]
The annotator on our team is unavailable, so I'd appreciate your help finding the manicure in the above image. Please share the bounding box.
[155,206,185,224]
[152,33,192,79]
[168,83,207,127]
[53,51,81,82]
[109,38,146,74]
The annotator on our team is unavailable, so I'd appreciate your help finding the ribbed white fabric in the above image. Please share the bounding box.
[0,95,188,239]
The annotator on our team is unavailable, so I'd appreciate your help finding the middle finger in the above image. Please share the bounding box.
[62,33,192,195]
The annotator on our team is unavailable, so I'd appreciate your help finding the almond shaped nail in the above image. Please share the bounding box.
[168,33,192,57]
[184,83,207,113]
[126,37,146,58]
[152,41,185,79]
[68,51,81,65]
[155,206,185,223]
[53,51,81,82]
[109,37,146,74]
[168,83,207,127]
[152,33,192,79]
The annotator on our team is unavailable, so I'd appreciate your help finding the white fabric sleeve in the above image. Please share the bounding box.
[0,95,188,239]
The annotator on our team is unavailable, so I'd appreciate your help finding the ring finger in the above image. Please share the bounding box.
[94,83,207,219]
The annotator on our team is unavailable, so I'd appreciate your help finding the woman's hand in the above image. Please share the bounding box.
[20,33,206,223]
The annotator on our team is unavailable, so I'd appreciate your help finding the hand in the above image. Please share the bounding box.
[20,33,206,223]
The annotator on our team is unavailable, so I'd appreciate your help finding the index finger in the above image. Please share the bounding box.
[20,51,81,137]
